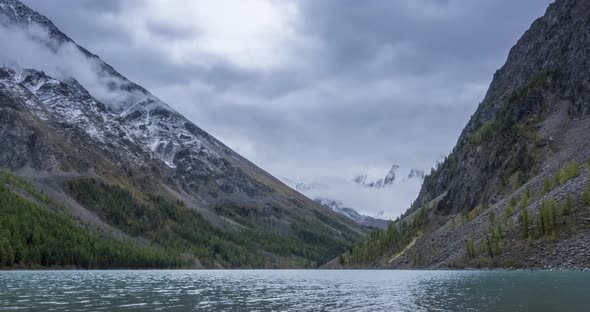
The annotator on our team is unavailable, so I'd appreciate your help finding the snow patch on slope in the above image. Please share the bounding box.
[0,4,231,172]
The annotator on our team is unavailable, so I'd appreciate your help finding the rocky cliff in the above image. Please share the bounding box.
[340,0,590,270]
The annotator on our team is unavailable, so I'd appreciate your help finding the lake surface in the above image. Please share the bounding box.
[0,270,589,311]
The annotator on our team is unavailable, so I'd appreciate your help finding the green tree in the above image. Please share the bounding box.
[491,225,503,255]
[538,199,558,237]
[520,192,529,210]
[504,199,514,230]
[583,188,590,207]
[518,205,530,239]
[466,238,476,258]
[479,237,492,258]
[489,210,496,226]
[543,178,554,194]
[557,161,580,185]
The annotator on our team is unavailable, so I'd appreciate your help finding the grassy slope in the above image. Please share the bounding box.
[0,168,364,269]
[0,169,182,269]
[64,178,362,268]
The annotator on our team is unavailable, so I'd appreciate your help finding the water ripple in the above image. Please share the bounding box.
[0,270,588,311]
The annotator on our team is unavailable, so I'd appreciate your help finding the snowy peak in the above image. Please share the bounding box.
[280,176,392,229]
[0,66,150,167]
[353,164,399,188]
[353,164,426,188]
[0,0,233,178]
[0,0,150,113]
[314,198,391,230]
[383,164,399,185]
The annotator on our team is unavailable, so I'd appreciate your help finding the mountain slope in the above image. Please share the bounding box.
[339,0,590,269]
[0,169,183,269]
[0,0,368,269]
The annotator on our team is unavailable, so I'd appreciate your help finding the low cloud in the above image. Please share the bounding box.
[0,20,144,111]
[17,0,553,218]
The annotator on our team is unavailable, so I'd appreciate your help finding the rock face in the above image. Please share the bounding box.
[0,0,367,268]
[0,0,282,206]
[342,0,590,270]
[413,0,590,216]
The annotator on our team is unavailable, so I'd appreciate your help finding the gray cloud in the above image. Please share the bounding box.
[20,0,553,218]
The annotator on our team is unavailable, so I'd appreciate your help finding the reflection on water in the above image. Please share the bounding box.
[0,270,588,311]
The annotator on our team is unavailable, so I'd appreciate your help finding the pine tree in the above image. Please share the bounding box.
[544,178,554,193]
[466,238,476,258]
[518,205,530,239]
[519,192,529,210]
[491,225,503,255]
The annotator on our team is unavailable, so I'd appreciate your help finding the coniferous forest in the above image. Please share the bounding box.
[0,170,358,269]
[0,171,181,269]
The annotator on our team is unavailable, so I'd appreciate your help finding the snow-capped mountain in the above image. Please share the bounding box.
[315,198,391,230]
[282,163,427,221]
[0,0,244,193]
[353,164,425,188]
[0,0,368,267]
[281,176,392,229]
[353,164,399,188]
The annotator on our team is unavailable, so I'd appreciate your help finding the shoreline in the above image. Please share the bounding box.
[2,267,589,272]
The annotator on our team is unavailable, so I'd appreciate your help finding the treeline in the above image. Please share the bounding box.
[543,160,580,193]
[0,167,361,269]
[517,195,575,240]
[65,178,356,268]
[66,178,268,268]
[465,210,504,260]
[466,160,589,262]
[0,172,183,269]
[342,206,429,266]
[517,160,584,240]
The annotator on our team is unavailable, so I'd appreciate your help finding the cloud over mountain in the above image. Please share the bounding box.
[19,0,552,217]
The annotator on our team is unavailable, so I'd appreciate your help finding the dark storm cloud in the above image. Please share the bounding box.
[19,0,553,217]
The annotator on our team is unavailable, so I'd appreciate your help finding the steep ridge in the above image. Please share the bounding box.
[339,0,590,269]
[0,0,367,268]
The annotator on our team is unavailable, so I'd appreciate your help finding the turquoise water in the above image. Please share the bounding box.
[0,270,588,311]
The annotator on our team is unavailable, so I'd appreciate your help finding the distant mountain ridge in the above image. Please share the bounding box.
[314,198,391,230]
[280,177,390,229]
[353,165,425,188]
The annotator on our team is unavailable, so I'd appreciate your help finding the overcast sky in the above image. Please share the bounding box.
[21,0,553,218]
